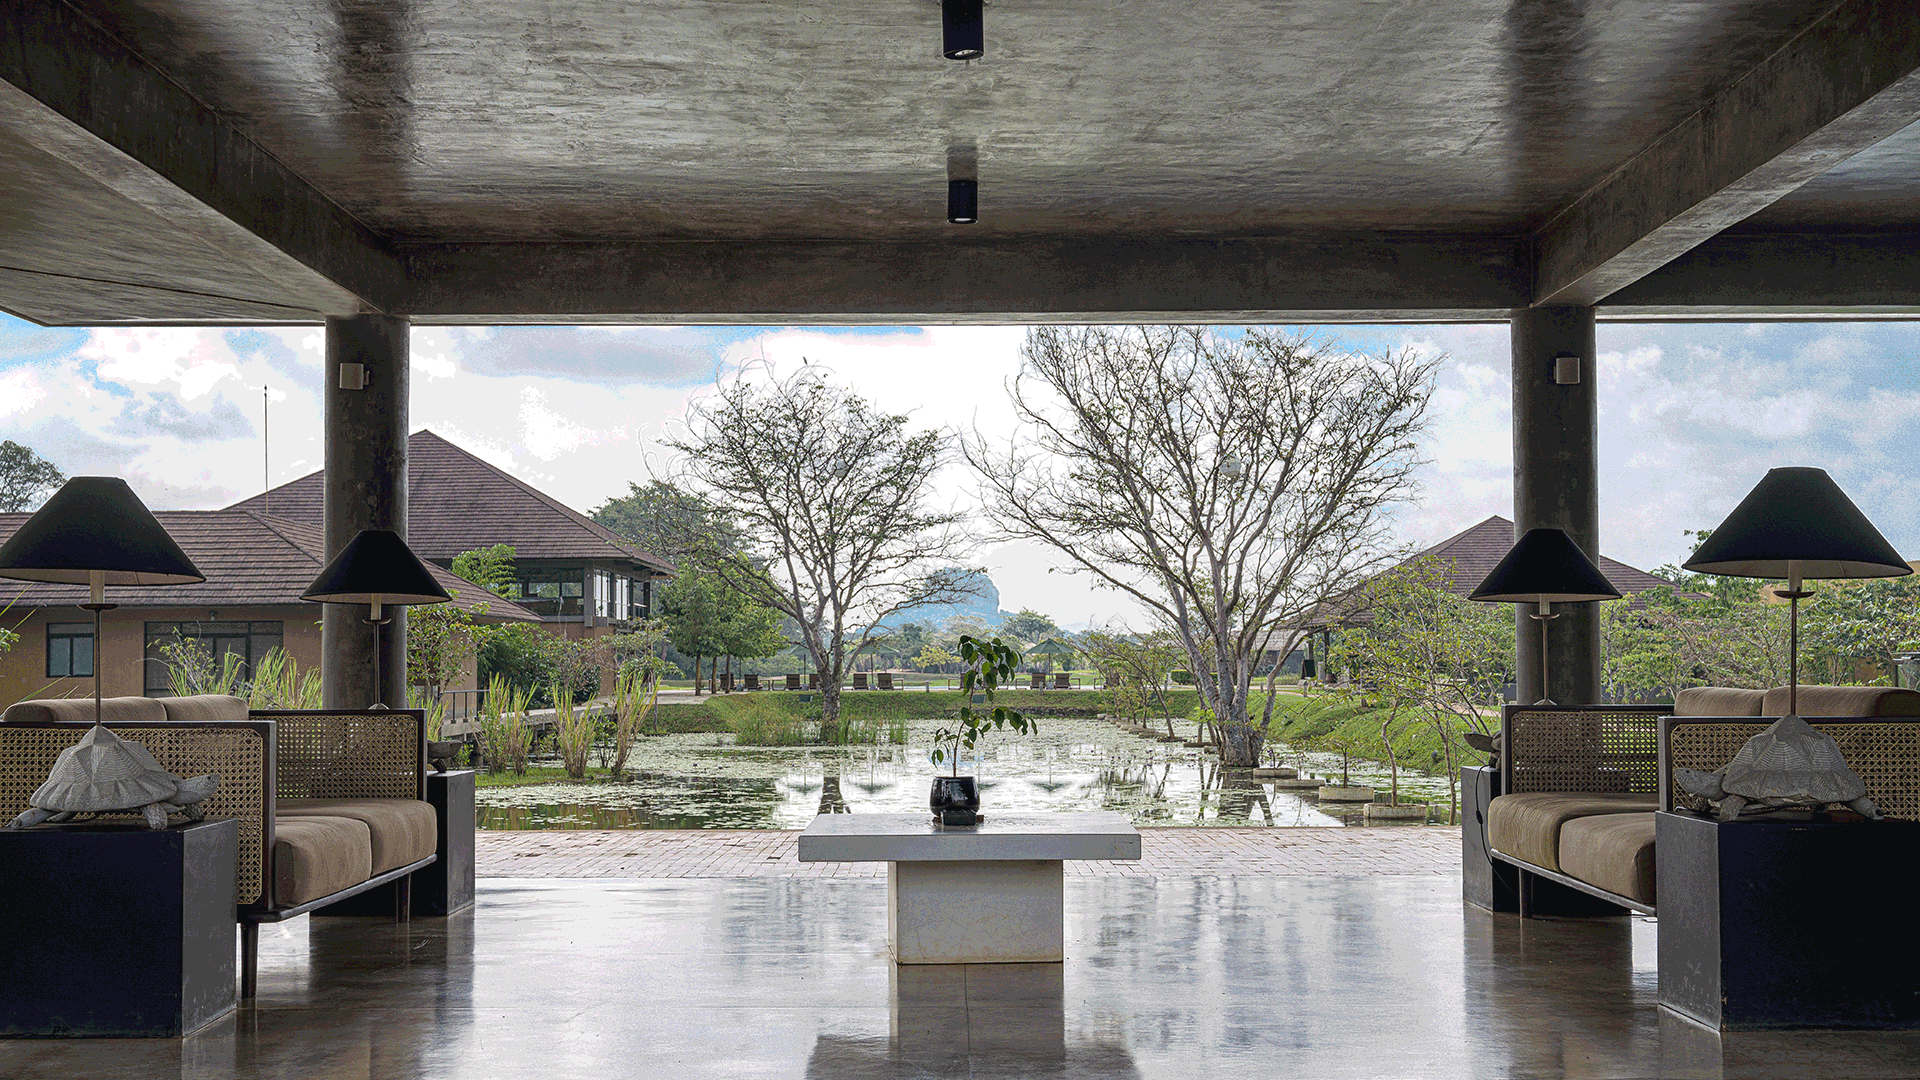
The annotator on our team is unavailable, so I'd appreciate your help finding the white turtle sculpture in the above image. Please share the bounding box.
[6,725,219,831]
[1675,715,1880,822]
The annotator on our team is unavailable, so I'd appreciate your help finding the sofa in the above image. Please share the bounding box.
[1475,685,1920,916]
[0,694,436,1001]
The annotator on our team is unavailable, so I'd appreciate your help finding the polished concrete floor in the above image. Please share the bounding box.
[3,876,1918,1079]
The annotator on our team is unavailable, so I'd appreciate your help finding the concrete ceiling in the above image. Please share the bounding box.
[4,0,1920,324]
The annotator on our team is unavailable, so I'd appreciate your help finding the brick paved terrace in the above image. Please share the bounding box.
[477,825,1460,879]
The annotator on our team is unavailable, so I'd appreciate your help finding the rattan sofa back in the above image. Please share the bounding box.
[1500,705,1673,795]
[0,708,425,908]
[1662,717,1920,820]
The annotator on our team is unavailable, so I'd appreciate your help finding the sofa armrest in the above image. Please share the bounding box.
[255,709,425,802]
[0,719,274,906]
[1500,704,1671,795]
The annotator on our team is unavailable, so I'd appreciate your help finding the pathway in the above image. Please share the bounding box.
[477,825,1459,879]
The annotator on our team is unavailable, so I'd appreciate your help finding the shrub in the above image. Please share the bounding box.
[551,682,596,779]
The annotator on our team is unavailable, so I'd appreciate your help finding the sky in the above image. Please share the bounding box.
[3,314,1918,629]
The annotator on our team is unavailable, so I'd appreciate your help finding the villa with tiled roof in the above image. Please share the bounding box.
[0,509,538,705]
[229,430,675,638]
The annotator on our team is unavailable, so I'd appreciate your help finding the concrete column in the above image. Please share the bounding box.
[322,313,409,709]
[1510,306,1599,705]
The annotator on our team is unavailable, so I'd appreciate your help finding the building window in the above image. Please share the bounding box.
[614,576,631,622]
[506,567,584,618]
[144,621,284,697]
[46,622,94,679]
[593,570,613,619]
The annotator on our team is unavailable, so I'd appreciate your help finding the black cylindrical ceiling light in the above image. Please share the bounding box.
[942,0,983,60]
[947,179,978,224]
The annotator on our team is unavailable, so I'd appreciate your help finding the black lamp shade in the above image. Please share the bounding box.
[301,529,451,606]
[1683,467,1910,581]
[1469,528,1622,604]
[942,0,983,59]
[0,477,203,585]
[948,179,978,224]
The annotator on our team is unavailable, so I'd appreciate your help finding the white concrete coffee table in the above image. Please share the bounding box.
[798,811,1141,964]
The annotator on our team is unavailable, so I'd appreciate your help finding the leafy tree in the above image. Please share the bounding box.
[1332,555,1516,818]
[407,593,483,701]
[915,642,959,673]
[665,368,976,739]
[450,544,515,596]
[593,479,737,560]
[0,441,65,512]
[997,608,1060,642]
[1079,627,1182,734]
[658,567,784,693]
[970,326,1436,765]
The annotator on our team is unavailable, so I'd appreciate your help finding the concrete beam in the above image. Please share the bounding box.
[0,0,400,315]
[1533,0,1920,307]
[397,234,1528,323]
[1600,228,1920,317]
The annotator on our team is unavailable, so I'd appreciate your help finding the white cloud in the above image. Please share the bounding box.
[8,315,1920,632]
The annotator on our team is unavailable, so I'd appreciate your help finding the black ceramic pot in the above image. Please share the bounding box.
[929,772,983,814]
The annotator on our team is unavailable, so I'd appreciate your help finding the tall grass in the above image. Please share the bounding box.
[610,667,659,775]
[248,648,322,710]
[723,695,812,746]
[477,674,534,775]
[551,680,597,779]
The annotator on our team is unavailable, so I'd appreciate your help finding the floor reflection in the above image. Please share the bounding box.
[806,964,1141,1079]
[5,879,1918,1079]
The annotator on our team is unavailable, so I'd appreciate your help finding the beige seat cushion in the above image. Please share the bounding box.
[1674,687,1765,717]
[1,696,167,723]
[273,816,373,906]
[1557,812,1657,905]
[1487,792,1658,872]
[159,695,250,723]
[278,798,437,874]
[1760,685,1920,717]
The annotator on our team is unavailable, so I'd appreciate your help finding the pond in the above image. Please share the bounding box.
[475,714,1462,830]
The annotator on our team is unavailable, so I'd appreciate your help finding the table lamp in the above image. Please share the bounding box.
[1469,527,1622,705]
[1683,467,1910,717]
[0,477,205,724]
[300,529,450,708]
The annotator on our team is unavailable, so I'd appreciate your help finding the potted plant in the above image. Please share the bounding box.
[929,635,1035,825]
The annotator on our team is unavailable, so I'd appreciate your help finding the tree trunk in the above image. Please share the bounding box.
[819,679,842,743]
[692,654,704,695]
[1381,713,1400,805]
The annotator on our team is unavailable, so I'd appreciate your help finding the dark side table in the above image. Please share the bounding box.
[0,818,237,1037]
[1656,810,1920,1029]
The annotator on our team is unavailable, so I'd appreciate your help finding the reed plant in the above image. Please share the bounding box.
[247,648,322,710]
[552,680,597,779]
[477,675,534,775]
[406,685,449,742]
[609,666,659,776]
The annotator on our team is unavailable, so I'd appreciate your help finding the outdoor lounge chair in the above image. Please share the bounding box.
[1029,672,1045,690]
[852,673,869,690]
[877,672,894,691]
[745,674,762,692]
[786,674,801,691]
[1054,672,1071,689]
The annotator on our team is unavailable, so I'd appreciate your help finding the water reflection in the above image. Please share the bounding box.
[478,736,1458,831]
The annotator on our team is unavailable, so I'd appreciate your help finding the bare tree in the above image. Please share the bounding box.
[0,441,65,512]
[665,368,976,739]
[968,326,1435,766]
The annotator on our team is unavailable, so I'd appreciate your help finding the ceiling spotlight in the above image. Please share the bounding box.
[947,179,978,224]
[942,0,983,60]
